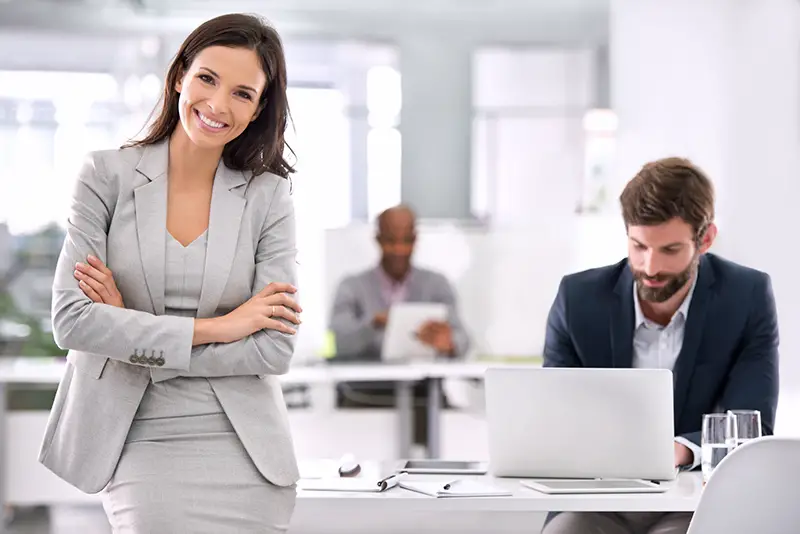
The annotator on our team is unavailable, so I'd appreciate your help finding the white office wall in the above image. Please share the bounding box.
[473,48,595,110]
[472,48,593,226]
[478,116,583,228]
[399,36,472,219]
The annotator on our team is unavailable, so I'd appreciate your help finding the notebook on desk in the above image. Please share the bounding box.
[520,478,668,495]
[299,479,390,493]
[299,472,405,493]
[398,480,512,498]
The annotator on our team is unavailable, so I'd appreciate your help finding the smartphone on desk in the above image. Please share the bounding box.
[400,460,488,475]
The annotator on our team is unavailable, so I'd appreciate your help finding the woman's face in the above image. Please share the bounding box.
[174,45,267,150]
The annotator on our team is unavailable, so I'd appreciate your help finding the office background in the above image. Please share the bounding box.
[0,0,798,532]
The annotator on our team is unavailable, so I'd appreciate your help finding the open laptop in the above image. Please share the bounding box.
[484,367,675,492]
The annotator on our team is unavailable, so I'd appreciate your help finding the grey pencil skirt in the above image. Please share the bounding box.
[102,414,296,533]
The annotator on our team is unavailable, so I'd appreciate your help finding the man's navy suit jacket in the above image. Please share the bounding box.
[543,253,779,446]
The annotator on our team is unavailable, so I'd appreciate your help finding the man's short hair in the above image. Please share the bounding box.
[620,157,715,241]
[376,205,416,234]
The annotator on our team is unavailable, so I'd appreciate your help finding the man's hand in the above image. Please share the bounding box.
[373,311,389,329]
[674,441,693,467]
[417,320,455,356]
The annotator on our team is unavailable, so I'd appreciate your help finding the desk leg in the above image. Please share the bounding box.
[0,382,7,533]
[395,382,412,459]
[427,378,441,458]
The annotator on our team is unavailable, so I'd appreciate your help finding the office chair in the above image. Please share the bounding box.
[687,436,800,534]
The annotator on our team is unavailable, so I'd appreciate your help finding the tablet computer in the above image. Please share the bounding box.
[382,302,448,362]
[400,460,488,475]
[520,478,668,494]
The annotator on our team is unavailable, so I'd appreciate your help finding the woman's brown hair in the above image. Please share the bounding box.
[125,13,295,178]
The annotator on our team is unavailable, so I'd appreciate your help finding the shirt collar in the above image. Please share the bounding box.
[375,265,411,287]
[633,274,698,329]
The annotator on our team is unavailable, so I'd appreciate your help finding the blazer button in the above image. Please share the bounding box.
[147,357,156,365]
[130,349,141,364]
[156,357,165,367]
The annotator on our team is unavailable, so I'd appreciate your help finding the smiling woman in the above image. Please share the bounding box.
[40,13,302,534]
[128,14,294,177]
[174,48,265,147]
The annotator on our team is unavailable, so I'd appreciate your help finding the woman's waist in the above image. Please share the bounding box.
[127,412,234,442]
[134,377,225,420]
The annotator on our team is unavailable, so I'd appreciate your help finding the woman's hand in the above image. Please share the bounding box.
[74,255,125,308]
[215,282,302,343]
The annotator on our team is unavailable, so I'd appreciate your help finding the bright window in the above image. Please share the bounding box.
[0,71,118,234]
[285,86,351,229]
[283,86,351,358]
[366,128,401,221]
[366,66,401,128]
[365,66,401,220]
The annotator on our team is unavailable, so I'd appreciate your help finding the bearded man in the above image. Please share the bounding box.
[541,157,779,534]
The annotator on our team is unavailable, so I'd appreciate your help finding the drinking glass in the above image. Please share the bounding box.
[727,409,762,446]
[701,413,736,483]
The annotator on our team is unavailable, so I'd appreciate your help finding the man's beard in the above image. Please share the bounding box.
[632,256,698,303]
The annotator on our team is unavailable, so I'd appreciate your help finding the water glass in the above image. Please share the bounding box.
[701,413,736,483]
[727,409,762,446]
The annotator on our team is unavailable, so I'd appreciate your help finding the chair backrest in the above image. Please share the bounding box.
[687,436,800,534]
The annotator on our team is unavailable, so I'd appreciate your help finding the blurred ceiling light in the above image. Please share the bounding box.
[583,108,618,133]
[139,73,161,100]
[140,37,160,58]
[15,102,34,124]
[54,101,91,125]
[123,75,142,108]
[0,71,118,102]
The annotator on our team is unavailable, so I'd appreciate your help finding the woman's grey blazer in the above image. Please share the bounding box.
[38,139,300,493]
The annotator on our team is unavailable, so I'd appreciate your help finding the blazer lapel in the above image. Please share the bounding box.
[133,141,169,315]
[196,162,248,318]
[673,256,715,420]
[610,266,635,368]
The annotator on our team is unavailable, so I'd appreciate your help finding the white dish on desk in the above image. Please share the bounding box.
[400,460,488,475]
[521,478,668,494]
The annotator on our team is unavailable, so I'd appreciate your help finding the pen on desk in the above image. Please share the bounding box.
[376,472,406,491]
[442,479,460,491]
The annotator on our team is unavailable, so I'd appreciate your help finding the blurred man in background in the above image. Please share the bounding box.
[329,205,469,453]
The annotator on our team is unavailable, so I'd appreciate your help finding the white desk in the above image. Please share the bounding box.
[282,361,509,458]
[0,359,498,385]
[0,358,519,459]
[0,357,539,523]
[35,463,704,534]
[292,461,703,533]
